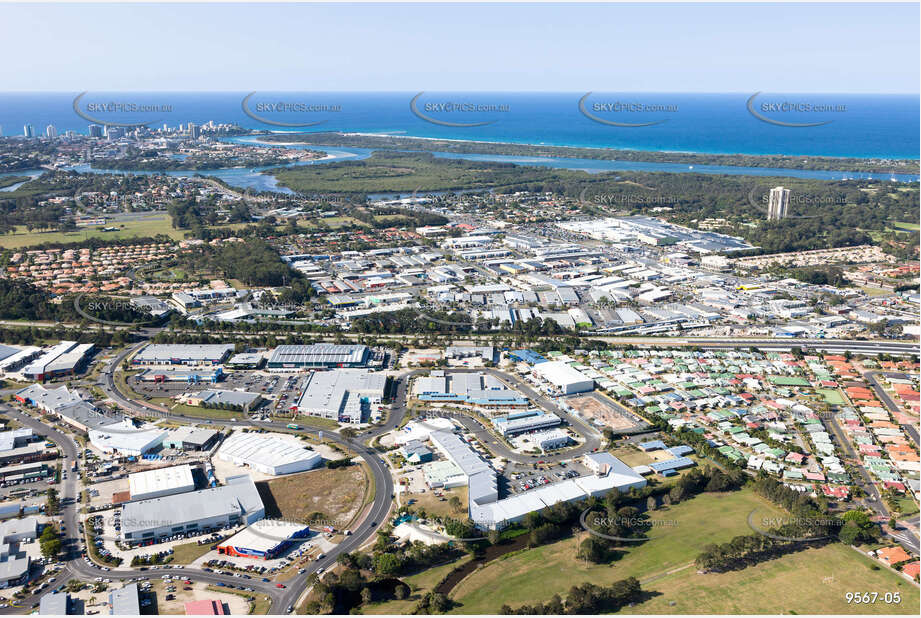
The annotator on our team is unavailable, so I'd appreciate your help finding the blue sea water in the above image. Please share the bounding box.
[1,91,918,160]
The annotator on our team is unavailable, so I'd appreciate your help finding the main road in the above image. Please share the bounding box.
[864,370,920,447]
[0,341,396,614]
[95,352,614,607]
[96,345,397,612]
[46,337,921,611]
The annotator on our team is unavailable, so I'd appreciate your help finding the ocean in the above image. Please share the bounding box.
[2,92,918,160]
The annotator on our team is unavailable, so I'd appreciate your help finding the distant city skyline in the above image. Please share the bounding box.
[0,3,917,93]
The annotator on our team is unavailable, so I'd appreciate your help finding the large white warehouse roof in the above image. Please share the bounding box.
[532,361,594,392]
[128,464,195,500]
[218,432,322,475]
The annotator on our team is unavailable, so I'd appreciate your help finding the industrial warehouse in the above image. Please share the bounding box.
[131,344,235,366]
[425,428,647,530]
[531,360,595,394]
[162,426,221,451]
[88,420,167,457]
[127,464,196,501]
[120,475,264,545]
[14,341,95,381]
[491,410,562,437]
[185,389,263,411]
[412,372,529,408]
[295,369,388,424]
[216,519,311,560]
[266,344,370,370]
[0,517,38,588]
[13,384,139,442]
[217,432,323,476]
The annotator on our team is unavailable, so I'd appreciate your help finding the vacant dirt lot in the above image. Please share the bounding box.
[257,463,369,530]
[146,580,251,615]
[567,392,645,432]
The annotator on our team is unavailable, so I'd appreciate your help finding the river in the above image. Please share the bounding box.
[3,136,916,196]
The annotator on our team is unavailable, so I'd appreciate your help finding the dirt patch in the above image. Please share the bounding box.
[567,393,647,432]
[147,580,250,615]
[257,464,369,529]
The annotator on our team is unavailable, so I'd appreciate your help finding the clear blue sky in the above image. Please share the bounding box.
[1,2,917,92]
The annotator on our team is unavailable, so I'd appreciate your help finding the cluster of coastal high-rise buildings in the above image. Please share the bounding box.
[18,124,63,139]
[12,120,227,140]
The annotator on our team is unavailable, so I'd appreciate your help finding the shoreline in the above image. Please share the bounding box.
[334,131,898,162]
[249,131,919,175]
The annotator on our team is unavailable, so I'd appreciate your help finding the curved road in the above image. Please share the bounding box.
[0,403,290,614]
[96,345,396,611]
[41,338,916,612]
[94,352,609,609]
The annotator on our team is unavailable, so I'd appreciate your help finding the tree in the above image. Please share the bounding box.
[360,587,373,604]
[46,488,59,515]
[372,552,402,575]
[448,495,462,513]
[669,485,686,504]
[646,496,657,512]
[838,522,861,546]
[394,584,408,600]
[576,537,610,563]
[426,592,450,613]
[40,525,62,559]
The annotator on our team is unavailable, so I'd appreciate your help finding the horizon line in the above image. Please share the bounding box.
[1,90,919,96]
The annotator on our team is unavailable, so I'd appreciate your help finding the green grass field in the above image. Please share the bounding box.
[621,544,919,615]
[894,497,920,517]
[608,445,656,467]
[893,221,921,231]
[269,414,340,430]
[169,540,213,565]
[451,488,902,614]
[320,216,368,228]
[861,286,895,298]
[0,213,184,248]
[446,489,919,614]
[817,388,847,405]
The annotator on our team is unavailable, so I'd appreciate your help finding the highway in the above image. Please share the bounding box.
[2,315,918,358]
